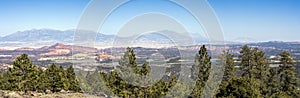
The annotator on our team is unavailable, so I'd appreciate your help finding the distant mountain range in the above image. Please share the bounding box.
[0,29,115,43]
[2,29,299,49]
[0,29,113,48]
[0,29,209,49]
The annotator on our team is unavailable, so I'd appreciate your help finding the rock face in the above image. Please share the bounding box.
[40,49,71,56]
[39,43,97,56]
[7,43,97,57]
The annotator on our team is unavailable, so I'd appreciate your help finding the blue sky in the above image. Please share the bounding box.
[99,0,204,37]
[0,0,299,42]
[209,0,300,42]
[0,0,89,36]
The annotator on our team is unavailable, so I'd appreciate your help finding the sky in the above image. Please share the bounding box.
[99,0,205,37]
[209,0,300,42]
[0,0,89,36]
[0,0,299,42]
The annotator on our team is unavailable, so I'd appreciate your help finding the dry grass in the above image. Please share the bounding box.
[0,90,105,98]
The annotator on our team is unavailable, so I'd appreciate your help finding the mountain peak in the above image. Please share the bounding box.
[50,43,69,49]
[54,43,65,46]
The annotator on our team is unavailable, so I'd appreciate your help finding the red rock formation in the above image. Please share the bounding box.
[39,43,97,56]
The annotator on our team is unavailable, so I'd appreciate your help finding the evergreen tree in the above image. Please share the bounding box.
[66,65,81,92]
[6,54,39,92]
[77,71,91,93]
[139,63,150,76]
[146,76,177,98]
[0,72,11,90]
[58,66,68,90]
[0,71,2,79]
[222,52,236,82]
[190,45,212,97]
[165,80,191,98]
[252,48,270,79]
[266,68,280,97]
[278,51,300,97]
[101,47,142,97]
[0,54,83,93]
[36,67,47,92]
[85,69,112,95]
[119,47,138,68]
[215,52,236,97]
[252,48,270,96]
[239,46,270,96]
[240,45,255,78]
[101,47,176,97]
[44,64,65,92]
[0,72,4,89]
[215,77,262,98]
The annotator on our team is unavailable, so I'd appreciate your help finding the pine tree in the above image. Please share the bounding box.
[77,71,91,93]
[101,47,141,97]
[0,72,4,89]
[252,48,269,79]
[222,52,236,82]
[252,48,270,96]
[119,47,138,68]
[86,69,111,95]
[58,66,68,90]
[165,80,190,98]
[239,46,270,96]
[190,45,212,97]
[139,63,150,76]
[66,65,81,92]
[44,64,65,92]
[0,54,83,93]
[215,52,236,97]
[101,47,176,97]
[278,51,300,97]
[240,45,255,78]
[0,72,11,90]
[266,68,279,97]
[36,67,47,92]
[215,77,262,98]
[6,54,39,92]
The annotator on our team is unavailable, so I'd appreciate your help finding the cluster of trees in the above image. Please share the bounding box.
[96,45,300,97]
[1,45,300,97]
[75,47,178,97]
[0,54,81,93]
[216,45,300,97]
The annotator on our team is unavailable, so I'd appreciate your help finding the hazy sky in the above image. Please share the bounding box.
[0,0,299,42]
